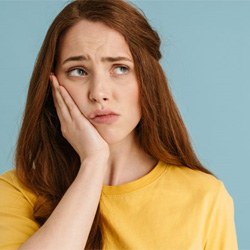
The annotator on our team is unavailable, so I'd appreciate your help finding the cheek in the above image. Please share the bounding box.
[127,84,141,113]
[57,77,88,113]
[65,85,81,101]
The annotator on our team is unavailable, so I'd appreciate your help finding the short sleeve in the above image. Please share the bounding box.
[0,171,39,250]
[205,181,238,250]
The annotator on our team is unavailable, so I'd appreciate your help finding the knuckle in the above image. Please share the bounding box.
[61,126,68,137]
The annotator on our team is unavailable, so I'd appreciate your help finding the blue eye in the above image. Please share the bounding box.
[114,66,129,75]
[68,68,87,77]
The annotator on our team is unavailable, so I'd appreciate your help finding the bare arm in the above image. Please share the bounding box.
[19,159,106,250]
[19,75,109,250]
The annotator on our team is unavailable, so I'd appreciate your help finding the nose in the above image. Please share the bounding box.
[88,75,110,103]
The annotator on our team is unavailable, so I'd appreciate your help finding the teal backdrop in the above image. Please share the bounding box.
[0,0,249,249]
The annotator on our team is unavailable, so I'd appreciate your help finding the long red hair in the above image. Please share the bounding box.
[15,0,213,248]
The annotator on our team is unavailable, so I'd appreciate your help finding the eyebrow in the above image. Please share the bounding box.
[62,55,132,65]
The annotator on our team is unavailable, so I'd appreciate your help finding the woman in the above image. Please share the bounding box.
[0,0,237,249]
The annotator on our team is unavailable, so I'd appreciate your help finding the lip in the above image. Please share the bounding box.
[89,110,120,124]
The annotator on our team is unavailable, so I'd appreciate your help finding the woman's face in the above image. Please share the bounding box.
[55,20,141,145]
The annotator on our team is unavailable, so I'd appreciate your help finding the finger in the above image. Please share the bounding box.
[50,75,77,120]
[50,76,60,108]
[50,74,72,122]
[59,85,83,120]
[51,82,66,124]
[50,74,64,113]
[51,89,64,124]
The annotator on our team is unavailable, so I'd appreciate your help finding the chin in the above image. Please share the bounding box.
[101,134,124,145]
[98,129,135,146]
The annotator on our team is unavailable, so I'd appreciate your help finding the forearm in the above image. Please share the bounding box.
[18,158,107,250]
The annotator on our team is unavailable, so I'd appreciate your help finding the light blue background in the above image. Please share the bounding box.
[0,0,249,248]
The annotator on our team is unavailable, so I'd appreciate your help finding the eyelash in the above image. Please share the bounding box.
[113,65,129,75]
[66,65,130,77]
[66,67,87,77]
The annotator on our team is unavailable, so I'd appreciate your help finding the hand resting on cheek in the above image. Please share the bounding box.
[50,74,110,163]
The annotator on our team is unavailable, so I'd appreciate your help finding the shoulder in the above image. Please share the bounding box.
[0,171,39,248]
[0,169,20,185]
[0,170,37,207]
[162,162,222,189]
[160,162,233,204]
[160,161,218,184]
[158,163,237,248]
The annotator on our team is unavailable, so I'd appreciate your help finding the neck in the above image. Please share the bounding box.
[103,134,157,186]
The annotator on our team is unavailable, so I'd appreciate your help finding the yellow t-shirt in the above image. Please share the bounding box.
[0,170,39,250]
[100,162,238,249]
[0,162,238,250]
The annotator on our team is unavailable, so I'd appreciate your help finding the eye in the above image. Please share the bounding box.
[113,65,129,75]
[67,68,87,77]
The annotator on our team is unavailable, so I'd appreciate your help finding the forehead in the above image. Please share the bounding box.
[58,19,132,61]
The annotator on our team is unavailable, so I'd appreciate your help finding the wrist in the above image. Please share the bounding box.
[79,156,109,177]
[79,148,110,165]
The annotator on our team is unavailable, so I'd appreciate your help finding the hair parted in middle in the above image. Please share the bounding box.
[15,0,212,248]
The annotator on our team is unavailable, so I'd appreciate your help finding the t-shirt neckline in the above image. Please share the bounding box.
[102,161,167,195]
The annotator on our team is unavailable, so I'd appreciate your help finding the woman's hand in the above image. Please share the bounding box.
[50,74,109,163]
